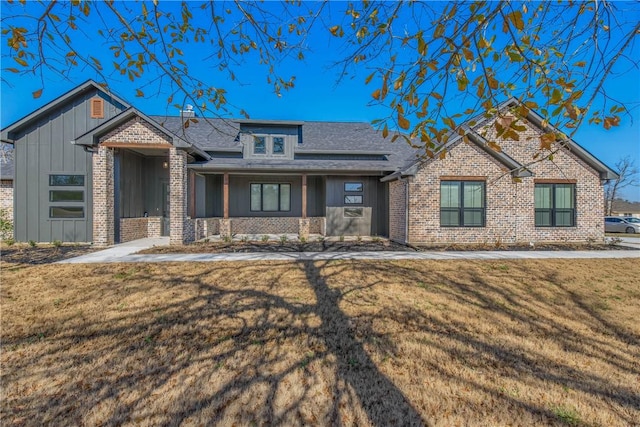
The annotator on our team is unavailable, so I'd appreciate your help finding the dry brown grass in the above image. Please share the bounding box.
[1,259,639,426]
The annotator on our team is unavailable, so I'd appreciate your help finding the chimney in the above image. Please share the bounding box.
[181,104,195,118]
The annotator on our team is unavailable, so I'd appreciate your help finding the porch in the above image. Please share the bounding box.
[185,173,388,241]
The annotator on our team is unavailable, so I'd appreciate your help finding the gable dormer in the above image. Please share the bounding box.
[238,121,302,160]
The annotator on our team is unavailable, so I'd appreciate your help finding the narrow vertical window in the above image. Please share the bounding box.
[253,136,266,154]
[273,137,285,154]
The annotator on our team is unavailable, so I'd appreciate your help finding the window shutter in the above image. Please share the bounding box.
[90,98,104,118]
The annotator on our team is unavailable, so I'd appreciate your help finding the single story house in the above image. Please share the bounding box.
[0,80,618,246]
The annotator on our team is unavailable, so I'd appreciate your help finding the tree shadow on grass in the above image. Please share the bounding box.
[2,259,639,426]
[300,260,427,426]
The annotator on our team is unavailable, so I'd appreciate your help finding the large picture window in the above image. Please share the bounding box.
[440,180,485,227]
[535,183,575,227]
[250,183,291,212]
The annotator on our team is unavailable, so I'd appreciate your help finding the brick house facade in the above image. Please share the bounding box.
[1,82,618,246]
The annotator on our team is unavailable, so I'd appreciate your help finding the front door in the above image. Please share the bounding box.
[161,182,170,236]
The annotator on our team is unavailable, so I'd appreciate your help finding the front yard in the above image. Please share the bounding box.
[2,259,639,426]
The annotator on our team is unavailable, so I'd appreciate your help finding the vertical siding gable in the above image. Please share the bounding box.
[12,87,127,242]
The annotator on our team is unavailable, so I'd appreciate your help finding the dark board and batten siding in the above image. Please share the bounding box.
[325,176,388,237]
[13,89,126,242]
[201,174,325,218]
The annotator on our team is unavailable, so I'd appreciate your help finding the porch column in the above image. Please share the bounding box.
[220,172,231,237]
[301,174,307,219]
[299,174,310,239]
[223,172,229,219]
[92,146,114,247]
[169,148,187,245]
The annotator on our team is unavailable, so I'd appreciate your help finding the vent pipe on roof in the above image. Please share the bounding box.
[181,104,195,118]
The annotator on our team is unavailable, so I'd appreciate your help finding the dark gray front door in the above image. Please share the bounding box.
[161,182,170,236]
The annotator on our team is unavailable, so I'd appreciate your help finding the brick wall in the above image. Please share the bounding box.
[0,180,13,239]
[230,217,301,234]
[404,117,606,245]
[309,217,325,235]
[120,218,148,242]
[169,148,187,245]
[99,117,171,145]
[388,179,407,243]
[148,217,162,237]
[93,147,114,246]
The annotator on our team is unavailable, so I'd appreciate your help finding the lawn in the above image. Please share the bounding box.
[2,259,639,426]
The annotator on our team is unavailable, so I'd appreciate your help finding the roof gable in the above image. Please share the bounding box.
[394,98,618,180]
[72,108,210,160]
[1,80,130,141]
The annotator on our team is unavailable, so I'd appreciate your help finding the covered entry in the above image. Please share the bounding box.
[114,147,170,243]
[73,109,209,246]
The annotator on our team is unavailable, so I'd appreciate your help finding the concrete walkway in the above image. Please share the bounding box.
[617,236,640,249]
[59,240,640,264]
[58,237,169,263]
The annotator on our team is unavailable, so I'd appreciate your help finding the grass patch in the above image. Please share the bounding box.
[2,259,639,426]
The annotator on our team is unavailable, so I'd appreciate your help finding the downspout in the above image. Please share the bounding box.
[398,175,409,245]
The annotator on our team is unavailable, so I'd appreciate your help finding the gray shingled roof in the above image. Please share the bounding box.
[150,116,242,150]
[150,116,420,171]
[189,157,403,173]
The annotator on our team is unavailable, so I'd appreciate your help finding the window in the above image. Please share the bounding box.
[50,190,83,202]
[440,180,485,227]
[49,175,84,186]
[273,137,285,154]
[90,97,104,119]
[253,136,266,154]
[535,183,575,227]
[50,207,84,218]
[344,195,363,204]
[250,183,291,212]
[344,182,363,192]
[344,207,363,217]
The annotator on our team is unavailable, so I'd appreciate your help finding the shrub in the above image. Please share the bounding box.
[261,235,269,242]
[339,235,344,242]
[52,239,62,248]
[0,208,12,240]
[279,235,288,244]
[28,240,37,248]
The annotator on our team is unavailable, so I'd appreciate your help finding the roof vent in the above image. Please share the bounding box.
[181,104,195,118]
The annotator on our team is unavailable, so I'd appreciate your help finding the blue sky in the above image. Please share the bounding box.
[1,1,639,200]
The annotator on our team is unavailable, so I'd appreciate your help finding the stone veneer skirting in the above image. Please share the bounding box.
[119,217,162,243]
